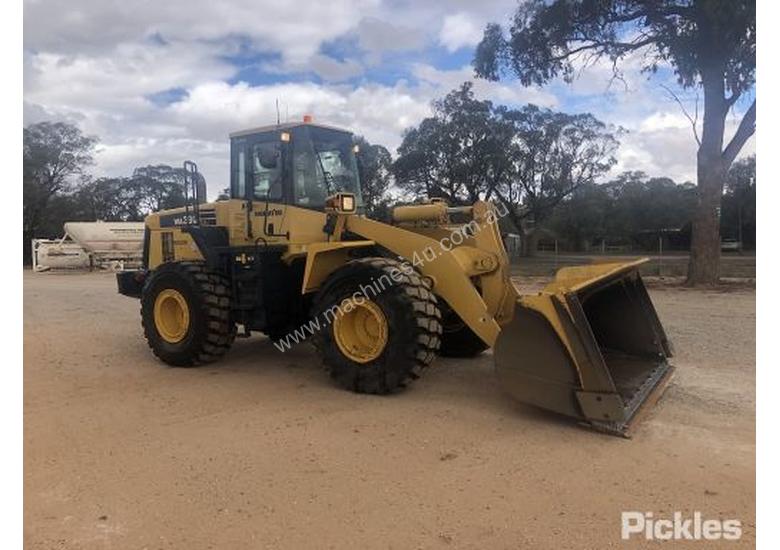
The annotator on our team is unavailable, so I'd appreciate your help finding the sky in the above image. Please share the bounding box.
[23,0,755,198]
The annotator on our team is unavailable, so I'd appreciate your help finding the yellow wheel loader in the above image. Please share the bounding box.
[117,120,673,436]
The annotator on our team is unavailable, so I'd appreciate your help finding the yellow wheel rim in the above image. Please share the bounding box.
[332,298,388,363]
[153,288,190,343]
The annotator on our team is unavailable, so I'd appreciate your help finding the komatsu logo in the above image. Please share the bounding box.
[254,208,283,217]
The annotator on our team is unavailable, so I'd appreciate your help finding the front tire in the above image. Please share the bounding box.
[141,262,236,366]
[312,258,442,394]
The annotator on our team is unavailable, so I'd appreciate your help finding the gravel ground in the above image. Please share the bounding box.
[24,271,755,549]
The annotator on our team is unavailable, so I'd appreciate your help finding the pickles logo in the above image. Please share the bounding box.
[621,511,742,541]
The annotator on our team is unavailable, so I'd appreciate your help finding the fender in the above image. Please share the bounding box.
[301,240,375,293]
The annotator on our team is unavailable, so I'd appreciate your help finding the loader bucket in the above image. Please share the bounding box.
[494,259,673,436]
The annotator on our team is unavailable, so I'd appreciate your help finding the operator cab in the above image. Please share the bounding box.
[229,120,363,211]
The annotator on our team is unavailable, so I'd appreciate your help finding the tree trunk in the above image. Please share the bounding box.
[686,69,727,286]
[687,156,725,284]
[522,229,540,257]
[500,205,531,257]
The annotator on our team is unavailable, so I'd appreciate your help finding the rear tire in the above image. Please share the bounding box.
[141,262,236,366]
[312,258,442,394]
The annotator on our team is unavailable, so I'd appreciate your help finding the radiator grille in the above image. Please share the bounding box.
[199,209,217,226]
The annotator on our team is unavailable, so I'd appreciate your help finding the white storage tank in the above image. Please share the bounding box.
[32,221,145,272]
[32,240,91,271]
[64,222,145,254]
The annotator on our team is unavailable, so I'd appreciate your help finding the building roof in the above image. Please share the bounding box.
[229,120,353,138]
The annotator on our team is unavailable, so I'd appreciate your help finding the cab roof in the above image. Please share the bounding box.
[229,121,352,139]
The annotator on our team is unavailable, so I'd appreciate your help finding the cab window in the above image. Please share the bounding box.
[231,139,247,199]
[236,149,246,197]
[292,127,361,207]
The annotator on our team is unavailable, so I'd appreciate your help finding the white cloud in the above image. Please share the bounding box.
[411,63,558,108]
[439,13,483,52]
[614,127,698,182]
[357,17,427,54]
[613,112,754,183]
[22,0,755,198]
[25,76,437,197]
[261,54,365,83]
[25,43,233,115]
[544,46,755,182]
[166,80,432,150]
[639,112,692,132]
[24,0,380,64]
[309,55,365,82]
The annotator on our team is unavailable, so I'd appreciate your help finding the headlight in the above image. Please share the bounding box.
[325,193,357,214]
[340,194,355,212]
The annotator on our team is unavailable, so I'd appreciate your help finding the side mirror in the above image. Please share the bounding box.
[257,146,279,169]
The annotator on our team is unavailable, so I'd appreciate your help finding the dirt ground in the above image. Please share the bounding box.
[24,271,755,549]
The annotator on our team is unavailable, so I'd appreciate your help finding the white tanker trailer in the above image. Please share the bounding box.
[32,221,145,272]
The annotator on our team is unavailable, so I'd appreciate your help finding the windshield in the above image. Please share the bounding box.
[292,127,362,207]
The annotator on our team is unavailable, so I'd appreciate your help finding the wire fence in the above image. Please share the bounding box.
[511,252,756,279]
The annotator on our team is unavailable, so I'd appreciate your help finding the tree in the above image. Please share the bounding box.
[721,155,755,249]
[393,83,510,205]
[607,171,697,236]
[491,104,619,240]
[393,83,618,254]
[23,121,97,261]
[64,166,189,225]
[354,136,393,218]
[71,177,146,222]
[29,162,200,244]
[127,164,191,215]
[474,0,755,284]
[547,182,613,251]
[548,172,697,251]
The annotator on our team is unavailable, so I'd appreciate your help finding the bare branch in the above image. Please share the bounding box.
[725,90,742,109]
[548,38,657,64]
[660,84,701,147]
[606,57,629,92]
[722,99,756,168]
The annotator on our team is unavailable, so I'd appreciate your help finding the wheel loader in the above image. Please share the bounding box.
[116,119,674,436]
